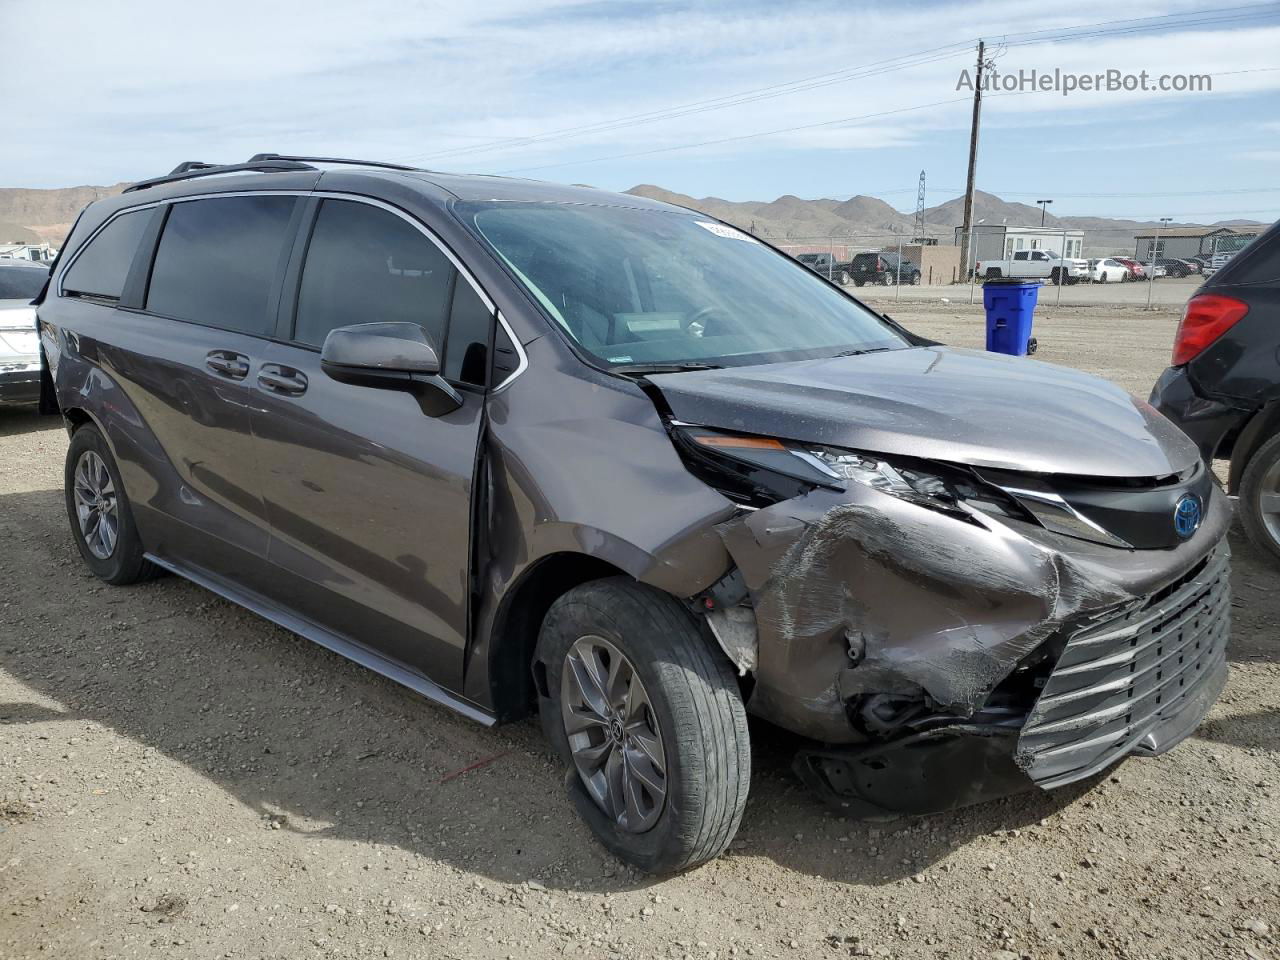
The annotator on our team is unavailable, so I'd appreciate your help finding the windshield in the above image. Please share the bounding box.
[459,201,907,369]
[0,265,48,300]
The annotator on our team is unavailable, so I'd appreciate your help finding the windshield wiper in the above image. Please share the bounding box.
[610,361,722,376]
[829,347,894,358]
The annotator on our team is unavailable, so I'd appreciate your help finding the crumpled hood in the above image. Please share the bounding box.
[649,346,1198,478]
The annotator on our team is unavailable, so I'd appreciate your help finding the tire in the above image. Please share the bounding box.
[534,577,751,874]
[64,424,161,585]
[878,273,891,286]
[1050,268,1063,285]
[839,270,850,285]
[854,279,864,287]
[1238,432,1280,564]
[910,272,921,285]
[1100,272,1108,283]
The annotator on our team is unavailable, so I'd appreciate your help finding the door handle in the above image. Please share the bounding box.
[205,351,250,380]
[258,364,308,397]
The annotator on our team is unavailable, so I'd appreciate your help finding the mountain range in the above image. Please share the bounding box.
[0,181,1265,256]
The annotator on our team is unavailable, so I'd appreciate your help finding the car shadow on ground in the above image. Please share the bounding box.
[0,408,54,437]
[0,486,1252,893]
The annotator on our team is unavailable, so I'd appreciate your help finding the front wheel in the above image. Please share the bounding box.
[1239,433,1280,565]
[535,578,751,873]
[839,270,850,286]
[1100,272,1108,283]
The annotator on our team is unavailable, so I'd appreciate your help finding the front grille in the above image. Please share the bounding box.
[1017,547,1230,788]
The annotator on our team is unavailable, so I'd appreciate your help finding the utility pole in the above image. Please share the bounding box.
[913,170,926,242]
[1037,199,1053,226]
[959,40,986,281]
[1146,216,1172,310]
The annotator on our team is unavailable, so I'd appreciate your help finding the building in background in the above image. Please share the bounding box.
[954,224,1086,266]
[0,242,56,262]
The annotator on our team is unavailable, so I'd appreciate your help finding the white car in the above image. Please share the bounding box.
[0,261,49,406]
[1087,258,1128,283]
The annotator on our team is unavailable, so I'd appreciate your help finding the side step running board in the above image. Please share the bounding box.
[144,553,496,726]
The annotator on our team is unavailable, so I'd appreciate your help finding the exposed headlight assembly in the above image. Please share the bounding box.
[671,426,1027,523]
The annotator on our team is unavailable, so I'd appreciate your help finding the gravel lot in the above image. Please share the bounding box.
[2,298,1276,960]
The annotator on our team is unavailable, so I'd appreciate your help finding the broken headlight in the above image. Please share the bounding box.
[672,426,1029,522]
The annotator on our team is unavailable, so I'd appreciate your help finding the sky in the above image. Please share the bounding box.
[5,0,1280,222]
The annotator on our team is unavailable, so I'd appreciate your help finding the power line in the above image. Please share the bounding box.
[386,2,1280,167]
[495,96,981,174]
[389,45,975,164]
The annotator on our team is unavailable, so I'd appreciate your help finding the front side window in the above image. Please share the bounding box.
[294,199,456,351]
[147,195,297,335]
[459,202,906,369]
[61,209,151,301]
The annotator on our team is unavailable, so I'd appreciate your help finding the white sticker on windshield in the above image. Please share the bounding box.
[695,221,758,243]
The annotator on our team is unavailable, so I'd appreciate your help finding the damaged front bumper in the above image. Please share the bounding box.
[712,481,1232,817]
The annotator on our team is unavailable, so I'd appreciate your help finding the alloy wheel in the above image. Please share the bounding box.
[561,635,667,833]
[1258,455,1280,549]
[73,450,118,560]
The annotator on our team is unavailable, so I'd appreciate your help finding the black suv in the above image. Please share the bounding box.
[849,252,920,286]
[1152,217,1280,561]
[38,155,1230,873]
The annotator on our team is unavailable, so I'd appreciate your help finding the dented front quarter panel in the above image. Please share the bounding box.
[719,480,1231,744]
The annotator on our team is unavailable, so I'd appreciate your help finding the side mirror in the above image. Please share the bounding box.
[320,322,462,416]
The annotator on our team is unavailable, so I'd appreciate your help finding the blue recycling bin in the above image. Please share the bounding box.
[983,279,1040,356]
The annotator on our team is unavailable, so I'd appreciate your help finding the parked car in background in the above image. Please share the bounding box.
[1155,258,1194,278]
[977,249,1089,284]
[1113,257,1147,281]
[39,154,1232,874]
[1087,258,1127,283]
[849,252,920,286]
[796,252,853,285]
[1153,217,1280,564]
[0,260,50,405]
[1202,252,1235,278]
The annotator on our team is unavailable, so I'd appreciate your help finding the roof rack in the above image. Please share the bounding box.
[123,153,425,194]
[123,158,318,193]
[248,152,422,172]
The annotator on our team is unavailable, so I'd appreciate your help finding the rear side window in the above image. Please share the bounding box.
[294,198,457,354]
[0,266,48,300]
[61,209,150,301]
[147,195,297,335]
[1224,232,1280,286]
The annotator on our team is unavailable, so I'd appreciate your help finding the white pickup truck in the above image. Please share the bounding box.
[976,249,1089,285]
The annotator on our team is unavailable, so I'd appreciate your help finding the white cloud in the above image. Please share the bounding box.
[3,0,1278,191]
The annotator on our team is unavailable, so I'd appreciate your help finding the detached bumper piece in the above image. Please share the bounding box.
[1018,547,1231,788]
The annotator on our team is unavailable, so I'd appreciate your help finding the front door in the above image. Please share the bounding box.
[249,197,494,688]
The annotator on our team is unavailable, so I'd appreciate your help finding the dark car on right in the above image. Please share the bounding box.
[1152,218,1280,561]
[849,252,920,286]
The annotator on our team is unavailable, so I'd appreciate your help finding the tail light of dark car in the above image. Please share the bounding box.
[1172,293,1250,365]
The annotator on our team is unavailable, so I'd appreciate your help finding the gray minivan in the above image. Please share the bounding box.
[38,155,1230,873]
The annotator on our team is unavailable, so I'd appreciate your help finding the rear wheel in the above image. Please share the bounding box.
[1050,268,1064,285]
[854,279,865,287]
[64,424,161,585]
[534,578,751,873]
[1239,433,1280,564]
[878,273,891,286]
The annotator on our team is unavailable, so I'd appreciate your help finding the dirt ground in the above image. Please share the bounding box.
[1,299,1276,960]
